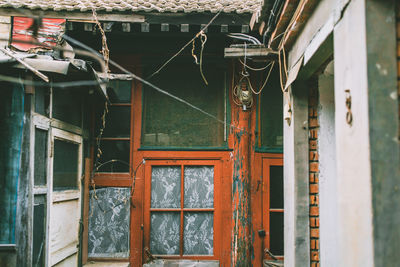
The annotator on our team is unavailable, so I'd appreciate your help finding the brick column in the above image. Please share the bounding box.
[308,81,320,267]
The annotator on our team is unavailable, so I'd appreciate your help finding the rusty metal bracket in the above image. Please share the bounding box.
[345,89,353,126]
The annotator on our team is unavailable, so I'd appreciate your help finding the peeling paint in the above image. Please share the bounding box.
[231,109,251,267]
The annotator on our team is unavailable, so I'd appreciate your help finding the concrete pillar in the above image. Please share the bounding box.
[317,61,339,267]
[334,0,400,265]
[283,85,310,267]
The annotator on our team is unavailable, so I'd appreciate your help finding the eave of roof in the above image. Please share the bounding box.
[0,0,262,15]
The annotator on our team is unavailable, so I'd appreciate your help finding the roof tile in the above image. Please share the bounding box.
[0,0,261,14]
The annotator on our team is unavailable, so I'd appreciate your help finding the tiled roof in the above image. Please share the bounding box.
[0,0,262,14]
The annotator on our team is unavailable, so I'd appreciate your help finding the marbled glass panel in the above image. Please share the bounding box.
[150,212,180,255]
[184,166,214,208]
[151,166,181,208]
[183,212,213,255]
[88,187,130,258]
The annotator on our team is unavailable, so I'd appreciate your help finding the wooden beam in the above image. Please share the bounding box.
[224,46,279,59]
[81,158,91,264]
[241,25,250,33]
[122,22,131,32]
[181,24,189,32]
[84,23,93,31]
[141,22,149,32]
[66,21,74,31]
[161,23,169,32]
[0,48,49,82]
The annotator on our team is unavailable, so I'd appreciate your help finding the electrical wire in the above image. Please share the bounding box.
[63,34,227,126]
[238,58,273,71]
[147,10,222,79]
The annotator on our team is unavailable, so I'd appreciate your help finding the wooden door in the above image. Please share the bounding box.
[48,128,82,266]
[262,157,284,262]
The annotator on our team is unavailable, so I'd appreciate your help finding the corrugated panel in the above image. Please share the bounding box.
[11,17,65,51]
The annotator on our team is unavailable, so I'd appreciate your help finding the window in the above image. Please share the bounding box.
[257,67,283,151]
[34,128,48,186]
[53,139,79,191]
[88,187,130,258]
[142,59,226,148]
[144,160,220,258]
[95,80,132,172]
[52,87,82,127]
[263,158,284,259]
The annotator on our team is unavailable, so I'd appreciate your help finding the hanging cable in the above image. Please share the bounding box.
[198,31,208,85]
[147,10,222,79]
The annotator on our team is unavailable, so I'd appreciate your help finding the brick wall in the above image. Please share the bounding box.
[308,80,320,267]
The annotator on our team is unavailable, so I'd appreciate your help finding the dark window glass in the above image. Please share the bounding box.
[269,212,284,255]
[107,80,131,103]
[142,60,225,148]
[101,106,130,138]
[52,88,82,127]
[259,68,283,149]
[269,166,283,209]
[53,139,79,190]
[32,195,46,267]
[35,86,50,116]
[34,129,47,186]
[96,140,130,172]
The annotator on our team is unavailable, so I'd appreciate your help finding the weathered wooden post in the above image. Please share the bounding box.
[232,106,251,267]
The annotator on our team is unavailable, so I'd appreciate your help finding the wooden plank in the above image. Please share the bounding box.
[0,48,49,82]
[181,24,189,32]
[121,22,131,32]
[84,23,93,31]
[82,158,91,264]
[49,201,80,265]
[141,22,149,32]
[52,190,80,203]
[66,21,74,31]
[224,47,279,59]
[161,23,169,32]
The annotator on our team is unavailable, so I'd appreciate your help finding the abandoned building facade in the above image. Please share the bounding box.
[0,0,399,267]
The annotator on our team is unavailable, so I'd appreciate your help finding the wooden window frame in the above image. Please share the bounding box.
[262,157,284,260]
[93,79,134,177]
[143,159,221,260]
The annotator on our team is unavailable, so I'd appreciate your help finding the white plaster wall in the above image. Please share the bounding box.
[288,0,336,69]
[333,0,374,265]
[283,87,310,267]
[317,61,339,267]
[283,93,295,267]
